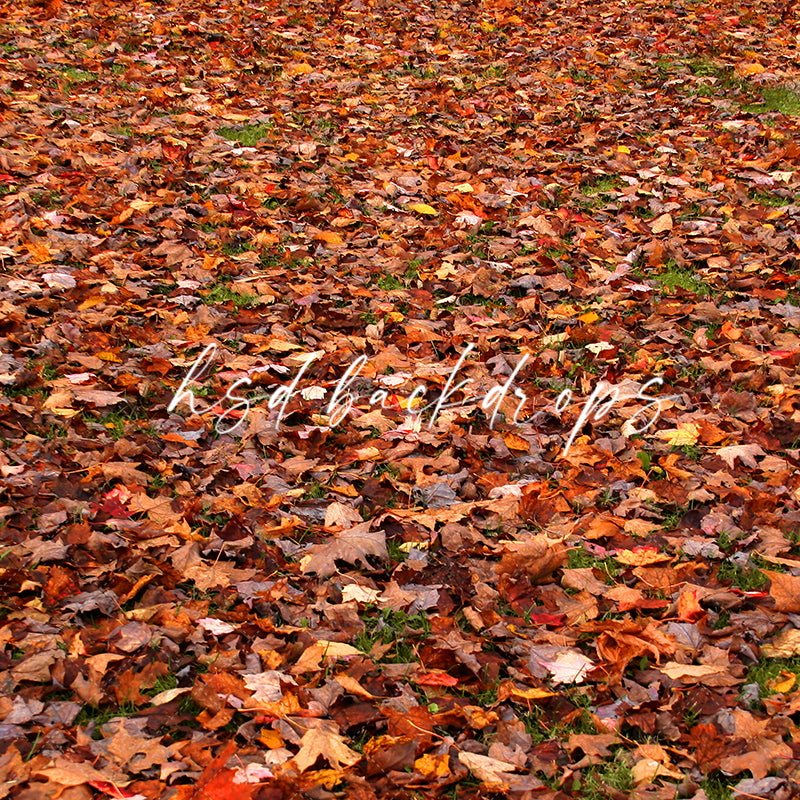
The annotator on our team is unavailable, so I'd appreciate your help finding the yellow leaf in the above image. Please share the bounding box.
[578,311,600,324]
[549,304,578,318]
[78,296,105,311]
[259,728,284,749]
[767,671,797,694]
[219,56,236,70]
[657,422,700,446]
[97,351,122,363]
[315,230,344,245]
[409,203,437,216]
[617,145,631,153]
[342,152,359,161]
[509,686,555,701]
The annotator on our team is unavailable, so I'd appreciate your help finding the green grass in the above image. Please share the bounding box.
[582,176,617,196]
[744,656,800,698]
[110,124,133,137]
[717,559,768,591]
[62,67,97,83]
[521,705,597,746]
[567,547,620,583]
[743,86,800,116]
[203,284,259,308]
[75,702,139,737]
[575,752,633,798]
[98,407,148,440]
[701,773,734,800]
[656,263,710,297]
[376,274,403,291]
[216,123,273,146]
[749,189,792,207]
[354,608,430,663]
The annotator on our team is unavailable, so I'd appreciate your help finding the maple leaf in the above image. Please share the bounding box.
[715,443,765,469]
[656,422,700,446]
[293,727,362,773]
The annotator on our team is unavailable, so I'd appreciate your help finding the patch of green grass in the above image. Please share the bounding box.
[582,176,617,196]
[62,67,97,83]
[713,609,731,629]
[3,384,44,399]
[656,262,710,297]
[744,656,800,698]
[678,443,702,461]
[98,409,138,440]
[483,64,506,79]
[743,86,800,116]
[302,481,326,500]
[784,528,800,553]
[42,424,68,440]
[568,547,620,583]
[203,284,259,308]
[576,752,633,798]
[386,539,408,564]
[355,607,430,663]
[144,673,178,697]
[717,559,768,591]
[688,57,727,78]
[749,189,792,207]
[404,259,422,281]
[459,293,495,307]
[110,124,133,137]
[216,122,273,146]
[701,773,734,800]
[30,190,63,210]
[521,705,596,746]
[220,240,253,256]
[75,702,139,738]
[377,274,403,291]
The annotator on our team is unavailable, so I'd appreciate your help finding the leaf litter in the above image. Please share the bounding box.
[0,0,800,798]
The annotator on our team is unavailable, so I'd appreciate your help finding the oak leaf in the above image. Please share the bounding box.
[300,522,387,578]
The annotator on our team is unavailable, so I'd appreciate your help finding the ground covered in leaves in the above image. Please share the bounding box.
[2,0,800,798]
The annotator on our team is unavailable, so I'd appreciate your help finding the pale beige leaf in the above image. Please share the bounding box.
[657,662,724,681]
[457,751,518,790]
[761,628,800,658]
[651,213,673,233]
[293,727,362,773]
[716,443,765,469]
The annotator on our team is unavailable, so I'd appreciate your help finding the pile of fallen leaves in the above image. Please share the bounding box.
[1,0,800,797]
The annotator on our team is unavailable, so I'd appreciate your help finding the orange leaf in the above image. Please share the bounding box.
[315,230,344,245]
[503,432,530,452]
[677,589,704,622]
[615,546,670,567]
